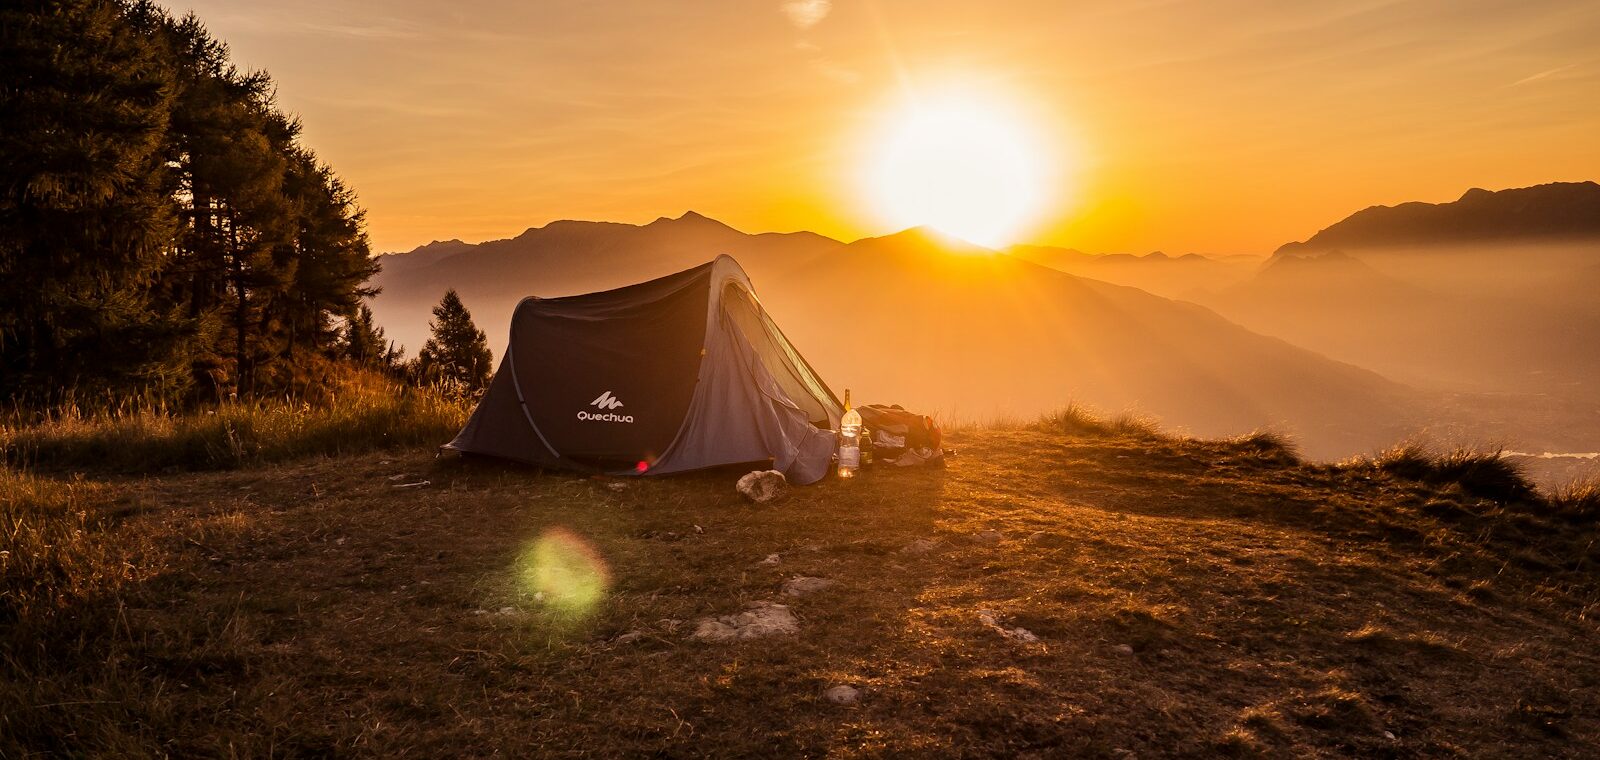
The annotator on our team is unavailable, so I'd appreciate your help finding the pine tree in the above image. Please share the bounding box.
[343,303,401,373]
[161,15,296,395]
[277,149,378,365]
[0,1,384,407]
[415,290,492,397]
[0,0,193,402]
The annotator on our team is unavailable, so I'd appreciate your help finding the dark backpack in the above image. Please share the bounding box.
[857,404,944,467]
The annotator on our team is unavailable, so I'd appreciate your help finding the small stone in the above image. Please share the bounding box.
[498,606,516,616]
[782,576,834,597]
[823,685,860,705]
[901,538,940,555]
[757,553,781,566]
[690,601,799,642]
[977,609,1040,642]
[693,524,704,534]
[1112,644,1135,656]
[606,481,627,492]
[736,470,789,504]
[1383,730,1396,740]
[1004,626,1040,643]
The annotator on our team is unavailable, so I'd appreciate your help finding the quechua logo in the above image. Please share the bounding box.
[578,391,634,422]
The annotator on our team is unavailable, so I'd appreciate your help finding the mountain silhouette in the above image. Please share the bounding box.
[1276,181,1600,255]
[370,214,1418,458]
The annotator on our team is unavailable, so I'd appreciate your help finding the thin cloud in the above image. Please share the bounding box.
[1510,63,1577,87]
[298,21,421,40]
[781,0,832,30]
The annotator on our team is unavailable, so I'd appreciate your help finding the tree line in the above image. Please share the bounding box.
[0,0,493,406]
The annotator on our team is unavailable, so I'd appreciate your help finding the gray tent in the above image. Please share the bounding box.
[443,255,843,483]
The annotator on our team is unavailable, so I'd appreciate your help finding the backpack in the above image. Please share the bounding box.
[857,404,945,467]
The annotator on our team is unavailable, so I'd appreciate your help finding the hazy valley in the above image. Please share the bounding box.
[370,183,1600,474]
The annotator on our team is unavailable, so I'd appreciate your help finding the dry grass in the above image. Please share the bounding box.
[1549,479,1600,521]
[1,376,469,474]
[1031,402,1166,441]
[1353,442,1538,504]
[4,415,1599,756]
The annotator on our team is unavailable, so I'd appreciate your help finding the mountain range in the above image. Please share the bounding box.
[371,215,1416,458]
[370,182,1600,463]
[1275,181,1600,255]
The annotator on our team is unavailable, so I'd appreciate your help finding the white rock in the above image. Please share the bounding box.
[977,609,1041,643]
[606,481,627,492]
[823,685,861,705]
[757,553,781,567]
[1003,626,1040,643]
[736,470,789,504]
[1112,644,1135,655]
[690,601,799,642]
[901,538,940,555]
[782,576,834,597]
[498,606,516,616]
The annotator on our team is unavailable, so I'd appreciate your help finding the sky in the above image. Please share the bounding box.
[169,0,1600,255]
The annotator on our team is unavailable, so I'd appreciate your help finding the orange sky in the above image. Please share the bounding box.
[172,0,1600,255]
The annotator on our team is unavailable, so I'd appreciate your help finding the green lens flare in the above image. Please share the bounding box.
[517,527,610,619]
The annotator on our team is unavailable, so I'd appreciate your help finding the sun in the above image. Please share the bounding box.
[863,94,1053,249]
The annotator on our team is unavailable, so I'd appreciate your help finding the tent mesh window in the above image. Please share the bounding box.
[720,281,841,427]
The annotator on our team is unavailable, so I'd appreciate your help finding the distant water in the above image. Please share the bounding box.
[1504,451,1600,460]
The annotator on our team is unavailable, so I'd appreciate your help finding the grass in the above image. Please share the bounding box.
[1,376,469,474]
[2,406,1598,756]
[1031,401,1165,440]
[1550,479,1600,521]
[0,469,149,624]
[1355,442,1538,504]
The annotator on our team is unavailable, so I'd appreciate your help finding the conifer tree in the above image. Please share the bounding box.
[0,0,192,402]
[415,290,492,396]
[343,303,401,373]
[0,1,383,406]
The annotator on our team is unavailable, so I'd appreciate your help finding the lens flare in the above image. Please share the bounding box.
[516,527,610,619]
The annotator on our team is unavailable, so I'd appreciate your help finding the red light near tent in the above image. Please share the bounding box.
[635,460,649,473]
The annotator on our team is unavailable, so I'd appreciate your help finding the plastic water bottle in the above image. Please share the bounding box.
[838,389,862,478]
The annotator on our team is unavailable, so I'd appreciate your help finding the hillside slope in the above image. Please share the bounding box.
[1276,181,1600,256]
[6,429,1598,756]
[370,215,1415,458]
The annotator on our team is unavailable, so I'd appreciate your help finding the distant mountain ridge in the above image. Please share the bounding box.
[1276,181,1600,255]
[368,212,1417,458]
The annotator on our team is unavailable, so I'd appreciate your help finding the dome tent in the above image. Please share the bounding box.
[443,255,844,484]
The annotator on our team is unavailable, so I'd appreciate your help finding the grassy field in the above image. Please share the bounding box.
[3,407,1599,757]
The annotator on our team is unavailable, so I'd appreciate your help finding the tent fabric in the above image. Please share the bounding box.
[443,255,844,484]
